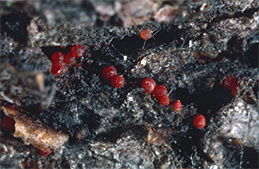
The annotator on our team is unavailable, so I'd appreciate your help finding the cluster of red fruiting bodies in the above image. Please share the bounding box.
[51,44,86,76]
[222,75,238,96]
[140,78,206,129]
[102,66,125,88]
[76,63,206,130]
[141,78,182,108]
[5,56,240,155]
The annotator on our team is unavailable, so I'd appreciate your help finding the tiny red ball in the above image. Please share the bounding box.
[1,116,15,132]
[231,84,238,96]
[51,52,64,63]
[111,75,125,88]
[141,78,156,93]
[51,63,65,76]
[172,100,182,110]
[64,52,75,64]
[38,149,52,156]
[193,114,206,129]
[140,29,152,40]
[151,85,168,100]
[102,66,118,81]
[159,95,170,106]
[71,44,85,58]
[222,76,236,90]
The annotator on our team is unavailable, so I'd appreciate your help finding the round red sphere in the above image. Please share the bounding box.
[111,75,125,88]
[140,29,152,40]
[172,100,182,110]
[141,78,156,93]
[51,52,64,63]
[1,116,15,132]
[64,52,75,64]
[102,66,118,81]
[222,76,236,90]
[38,149,52,156]
[51,63,65,76]
[193,114,206,129]
[151,85,168,100]
[159,95,170,106]
[71,44,85,58]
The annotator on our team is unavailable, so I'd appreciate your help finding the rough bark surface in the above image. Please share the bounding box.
[0,0,258,168]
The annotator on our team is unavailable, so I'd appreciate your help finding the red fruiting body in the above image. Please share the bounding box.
[102,66,118,81]
[71,44,85,58]
[38,149,52,156]
[111,75,125,88]
[51,63,65,76]
[64,52,75,64]
[141,78,156,93]
[51,52,64,63]
[222,76,236,90]
[172,100,182,110]
[231,84,238,96]
[159,95,170,106]
[151,85,168,99]
[140,29,152,40]
[193,114,206,129]
[1,116,15,131]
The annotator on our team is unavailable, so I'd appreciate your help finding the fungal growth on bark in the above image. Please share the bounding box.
[0,0,258,168]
